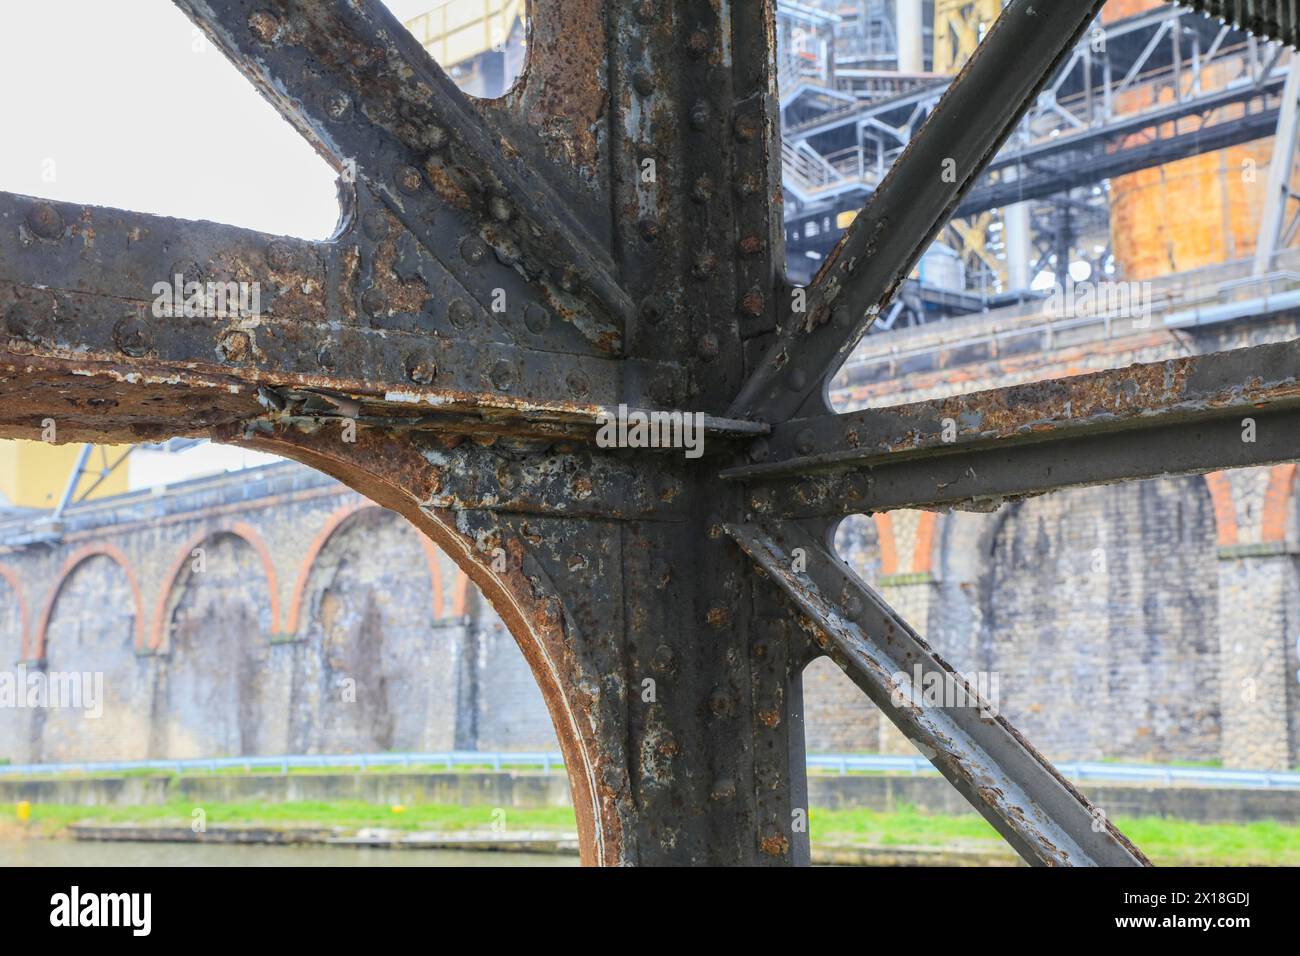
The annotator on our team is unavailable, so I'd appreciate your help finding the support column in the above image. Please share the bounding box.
[896,0,925,74]
[1215,548,1293,769]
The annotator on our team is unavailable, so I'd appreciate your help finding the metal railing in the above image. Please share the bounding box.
[1,751,1297,789]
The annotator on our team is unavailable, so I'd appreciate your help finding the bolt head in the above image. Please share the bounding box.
[523,304,550,334]
[692,252,718,280]
[689,100,711,131]
[490,361,514,390]
[113,316,151,357]
[360,209,390,242]
[217,330,252,363]
[734,114,759,142]
[460,236,489,264]
[5,291,56,342]
[640,296,667,326]
[748,438,770,463]
[794,428,817,455]
[691,176,715,204]
[566,370,590,397]
[633,71,656,97]
[248,10,281,44]
[687,30,711,58]
[638,218,660,243]
[447,298,474,329]
[25,203,63,241]
[405,350,437,385]
[322,90,351,120]
[395,165,423,195]
[741,289,765,317]
[266,240,297,272]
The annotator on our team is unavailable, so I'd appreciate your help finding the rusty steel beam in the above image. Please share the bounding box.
[729,0,1107,423]
[177,0,634,346]
[728,520,1154,868]
[726,519,1150,867]
[726,339,1300,516]
[5,0,1291,867]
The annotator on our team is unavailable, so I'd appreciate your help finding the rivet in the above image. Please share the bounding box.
[322,90,351,120]
[317,344,336,369]
[689,100,711,131]
[489,196,513,222]
[691,175,715,204]
[692,252,718,280]
[687,30,711,58]
[5,292,55,342]
[696,333,720,363]
[361,209,389,242]
[113,316,151,357]
[266,239,297,272]
[405,350,437,385]
[559,270,580,294]
[633,71,656,97]
[739,235,764,257]
[395,165,423,195]
[638,218,660,243]
[566,370,590,397]
[25,203,63,241]
[248,10,281,44]
[460,236,489,264]
[217,330,252,363]
[706,604,732,630]
[737,173,762,197]
[640,296,666,326]
[709,688,733,717]
[741,288,765,317]
[632,1,656,25]
[787,367,808,391]
[448,298,474,329]
[748,438,770,463]
[842,594,864,620]
[490,361,514,390]
[794,428,817,455]
[710,777,737,801]
[361,287,387,318]
[734,114,759,142]
[424,125,449,151]
[523,303,550,334]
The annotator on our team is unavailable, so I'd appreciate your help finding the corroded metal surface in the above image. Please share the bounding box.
[2,0,1287,866]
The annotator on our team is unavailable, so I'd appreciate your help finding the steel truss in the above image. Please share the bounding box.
[0,0,1292,866]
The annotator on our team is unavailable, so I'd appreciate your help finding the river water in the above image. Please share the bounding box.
[0,839,576,867]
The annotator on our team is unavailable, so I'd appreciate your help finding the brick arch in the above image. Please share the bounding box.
[872,513,898,576]
[284,502,443,634]
[34,543,144,660]
[1261,463,1297,544]
[148,522,281,652]
[1203,471,1239,547]
[0,563,30,662]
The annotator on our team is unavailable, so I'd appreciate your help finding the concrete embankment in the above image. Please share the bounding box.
[1,771,1296,825]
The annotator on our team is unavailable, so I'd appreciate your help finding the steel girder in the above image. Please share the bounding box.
[1,0,1296,866]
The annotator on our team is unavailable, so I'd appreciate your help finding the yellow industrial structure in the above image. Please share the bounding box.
[0,441,128,510]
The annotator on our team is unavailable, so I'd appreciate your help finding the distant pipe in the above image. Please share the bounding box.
[896,0,925,73]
